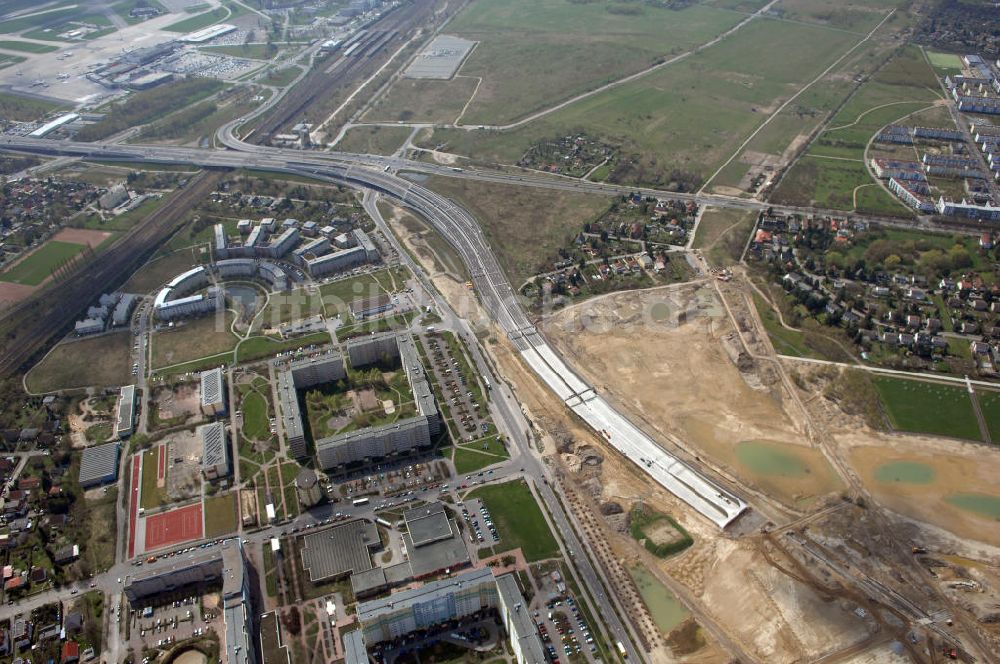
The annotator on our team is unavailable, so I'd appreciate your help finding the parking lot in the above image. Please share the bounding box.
[457,496,499,550]
[536,594,600,664]
[420,334,491,443]
[127,591,220,660]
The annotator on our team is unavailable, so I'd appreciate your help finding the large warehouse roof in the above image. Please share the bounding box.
[300,520,379,582]
[79,442,121,487]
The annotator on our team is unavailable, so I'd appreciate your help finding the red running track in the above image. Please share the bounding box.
[127,455,140,559]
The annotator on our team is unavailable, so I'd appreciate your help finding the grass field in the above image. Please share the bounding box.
[25,332,132,392]
[235,331,331,363]
[419,17,860,185]
[261,66,301,87]
[424,0,745,126]
[0,39,58,53]
[975,391,1000,443]
[366,77,481,124]
[241,390,270,440]
[692,207,756,267]
[872,377,981,441]
[0,91,65,122]
[453,438,509,474]
[124,248,200,294]
[204,493,239,537]
[163,7,228,32]
[334,125,412,156]
[773,46,942,210]
[150,312,238,369]
[770,0,902,32]
[0,240,87,285]
[140,449,165,510]
[425,176,609,286]
[316,266,410,312]
[775,156,910,214]
[467,479,559,562]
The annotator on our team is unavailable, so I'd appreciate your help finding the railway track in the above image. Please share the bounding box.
[252,1,429,143]
[0,170,224,378]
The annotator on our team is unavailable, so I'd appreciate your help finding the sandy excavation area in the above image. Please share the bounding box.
[543,282,843,510]
[489,328,874,664]
[842,431,1000,549]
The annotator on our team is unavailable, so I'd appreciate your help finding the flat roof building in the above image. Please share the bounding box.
[111,293,140,327]
[357,567,498,646]
[402,503,470,578]
[276,368,307,458]
[350,293,393,320]
[200,368,226,416]
[300,519,380,583]
[496,574,547,664]
[116,385,136,439]
[200,422,229,480]
[79,442,121,488]
[343,630,367,664]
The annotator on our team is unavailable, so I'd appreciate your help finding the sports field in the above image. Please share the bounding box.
[144,502,204,551]
[925,50,963,74]
[0,240,87,285]
[872,377,981,441]
[467,479,559,562]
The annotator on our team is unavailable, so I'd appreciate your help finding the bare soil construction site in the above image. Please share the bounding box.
[490,277,1000,662]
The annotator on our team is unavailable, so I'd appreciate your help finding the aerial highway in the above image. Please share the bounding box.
[3,135,750,530]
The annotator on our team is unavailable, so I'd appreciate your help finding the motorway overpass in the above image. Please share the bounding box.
[2,136,749,528]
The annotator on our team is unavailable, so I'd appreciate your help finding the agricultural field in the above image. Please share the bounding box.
[872,377,981,441]
[425,176,610,286]
[467,479,559,562]
[419,17,863,187]
[0,240,89,286]
[25,332,132,392]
